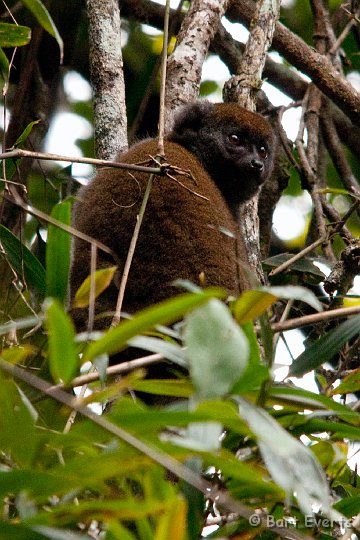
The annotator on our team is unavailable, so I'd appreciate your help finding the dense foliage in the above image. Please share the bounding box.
[0,1,359,539]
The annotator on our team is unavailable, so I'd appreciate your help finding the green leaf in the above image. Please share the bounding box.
[233,290,277,323]
[73,266,117,308]
[290,418,360,441]
[83,289,225,362]
[184,299,249,399]
[270,385,360,425]
[0,224,45,295]
[233,285,322,324]
[0,521,44,540]
[133,379,193,398]
[106,522,137,540]
[231,322,269,394]
[46,201,72,304]
[334,495,360,517]
[20,0,63,62]
[0,46,9,82]
[289,314,360,377]
[330,366,360,395]
[128,335,187,367]
[236,397,340,519]
[154,496,187,540]
[45,298,78,384]
[264,253,326,278]
[14,120,41,148]
[0,22,31,47]
[263,285,323,311]
[0,344,36,364]
[28,499,166,526]
[0,372,39,466]
[180,458,204,540]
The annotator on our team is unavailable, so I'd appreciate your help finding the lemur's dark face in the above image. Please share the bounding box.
[169,101,276,208]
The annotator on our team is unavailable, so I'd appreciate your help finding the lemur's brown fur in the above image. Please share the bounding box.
[70,101,275,330]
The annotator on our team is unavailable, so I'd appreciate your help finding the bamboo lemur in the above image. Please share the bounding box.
[70,101,275,330]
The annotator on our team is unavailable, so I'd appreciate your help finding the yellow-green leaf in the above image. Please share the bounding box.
[46,201,72,304]
[330,367,360,396]
[154,496,187,540]
[233,290,277,323]
[20,0,63,62]
[0,22,31,47]
[73,266,117,308]
[0,345,36,364]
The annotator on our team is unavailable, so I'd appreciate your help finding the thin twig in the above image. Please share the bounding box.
[268,235,327,277]
[271,305,360,333]
[269,198,360,277]
[111,173,155,327]
[329,15,359,55]
[64,353,165,389]
[0,148,162,174]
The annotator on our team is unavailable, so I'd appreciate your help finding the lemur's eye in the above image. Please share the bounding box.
[229,134,241,145]
[259,146,268,159]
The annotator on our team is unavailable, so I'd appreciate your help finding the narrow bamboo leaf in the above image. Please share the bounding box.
[155,497,187,540]
[128,335,187,367]
[20,0,63,61]
[106,522,137,540]
[132,379,193,398]
[0,521,47,539]
[236,397,341,520]
[231,322,269,394]
[201,449,283,497]
[233,290,277,323]
[45,299,78,384]
[0,46,9,82]
[14,120,41,147]
[0,345,36,364]
[0,22,31,47]
[264,285,323,311]
[0,225,45,295]
[264,253,326,278]
[270,385,360,425]
[319,187,351,196]
[180,458,204,540]
[289,314,360,377]
[334,495,360,517]
[83,289,225,361]
[330,367,360,395]
[36,499,167,524]
[73,266,117,308]
[234,285,322,324]
[291,418,360,440]
[184,299,249,399]
[46,201,71,304]
[0,372,39,466]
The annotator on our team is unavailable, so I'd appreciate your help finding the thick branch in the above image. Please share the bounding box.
[119,0,360,156]
[86,0,128,159]
[228,0,360,127]
[164,0,229,130]
[224,0,280,110]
